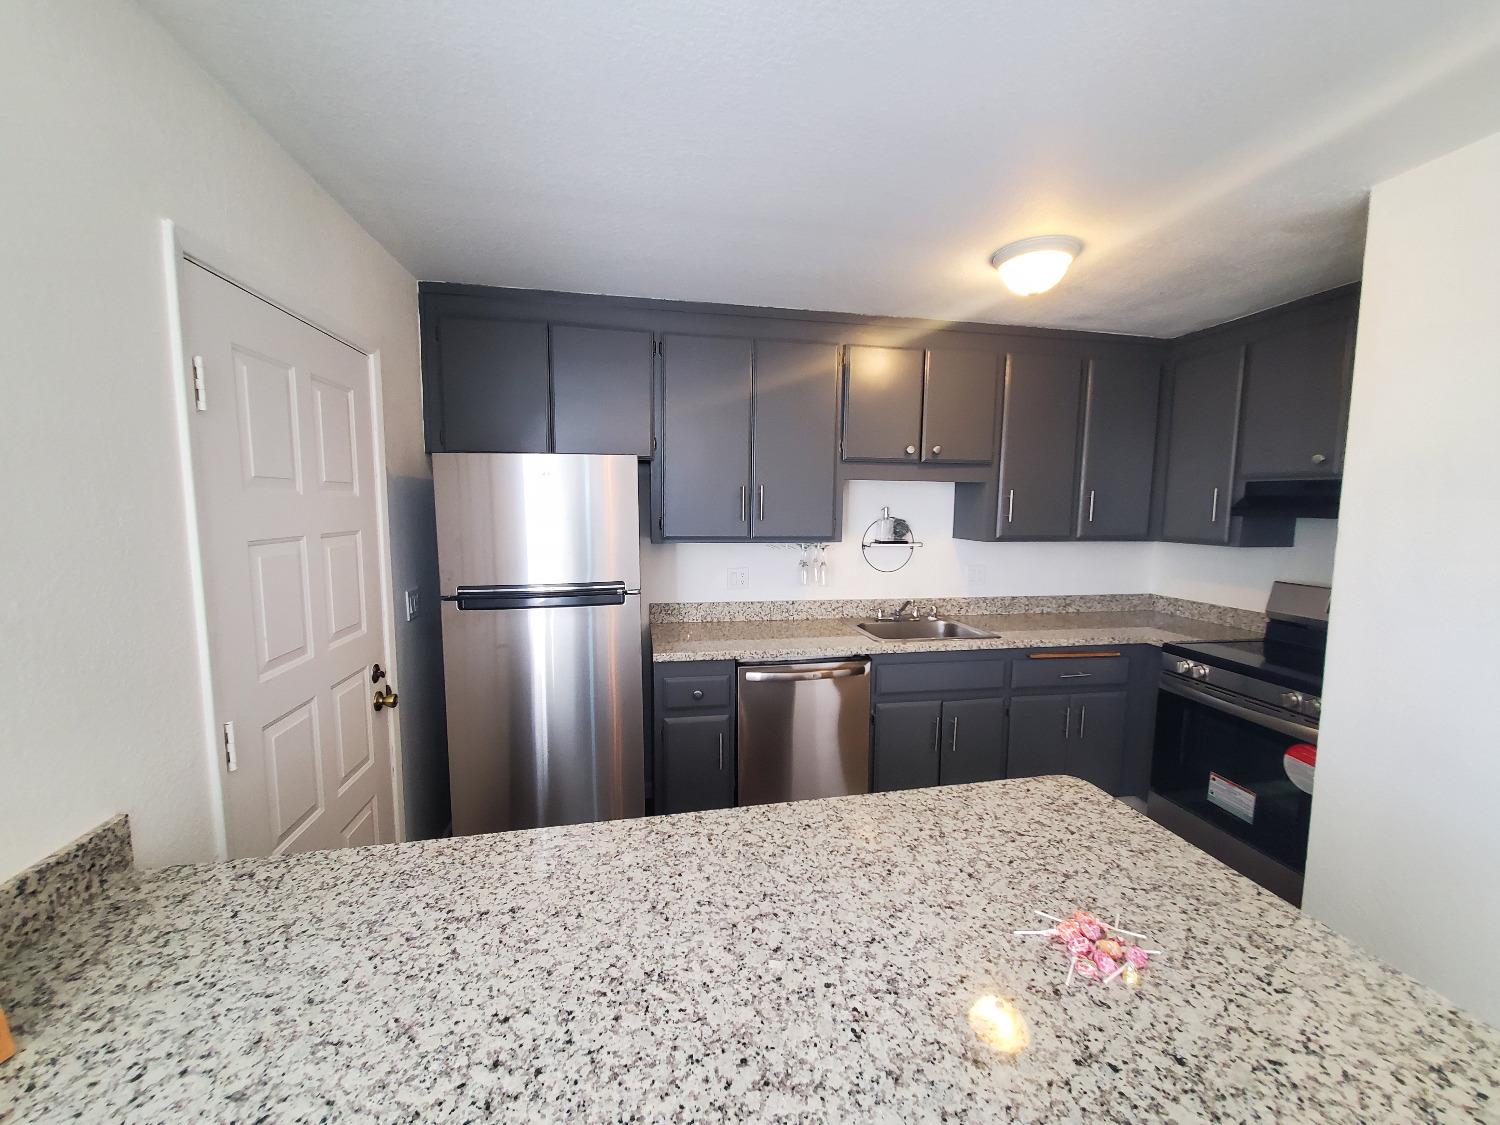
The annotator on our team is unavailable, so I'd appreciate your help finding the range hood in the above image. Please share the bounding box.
[1230,478,1341,519]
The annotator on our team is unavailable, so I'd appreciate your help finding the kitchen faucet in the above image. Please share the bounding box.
[880,600,938,621]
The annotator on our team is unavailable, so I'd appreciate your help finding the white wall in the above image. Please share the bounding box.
[644,479,1337,611]
[1303,131,1500,1026]
[0,0,437,877]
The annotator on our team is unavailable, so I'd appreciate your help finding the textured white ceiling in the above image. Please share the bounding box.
[141,0,1500,335]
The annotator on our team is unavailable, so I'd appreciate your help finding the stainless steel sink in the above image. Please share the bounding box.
[854,618,996,642]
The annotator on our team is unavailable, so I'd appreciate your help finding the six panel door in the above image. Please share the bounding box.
[659,334,753,538]
[751,340,840,539]
[1161,345,1244,544]
[1078,354,1160,538]
[182,262,397,858]
[551,324,655,456]
[842,345,925,461]
[872,700,942,791]
[996,352,1084,538]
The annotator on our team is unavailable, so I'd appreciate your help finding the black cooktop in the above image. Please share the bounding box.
[1163,637,1325,694]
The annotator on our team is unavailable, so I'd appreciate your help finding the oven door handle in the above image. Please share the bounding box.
[1159,677,1318,742]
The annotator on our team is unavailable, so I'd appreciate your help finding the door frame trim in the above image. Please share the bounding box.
[159,218,408,858]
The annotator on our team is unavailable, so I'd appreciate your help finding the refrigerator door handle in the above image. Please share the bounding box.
[444,581,629,611]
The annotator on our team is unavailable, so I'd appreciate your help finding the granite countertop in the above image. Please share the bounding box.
[652,609,1260,663]
[3,778,1497,1122]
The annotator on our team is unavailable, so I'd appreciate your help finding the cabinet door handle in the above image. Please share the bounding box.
[718,731,724,772]
[931,444,942,456]
[932,720,941,755]
[1078,705,1087,740]
[1007,489,1015,523]
[757,483,765,521]
[905,444,917,456]
[739,485,747,523]
[1087,489,1096,523]
[1210,486,1219,524]
[1063,705,1071,740]
[950,715,959,753]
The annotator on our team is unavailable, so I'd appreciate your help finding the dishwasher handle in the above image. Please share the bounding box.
[741,662,869,683]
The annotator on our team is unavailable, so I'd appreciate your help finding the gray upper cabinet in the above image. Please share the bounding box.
[550,325,655,457]
[1238,314,1353,478]
[922,349,999,464]
[1160,345,1244,544]
[842,345,925,461]
[1077,354,1160,539]
[996,352,1084,539]
[434,317,550,453]
[659,334,753,539]
[751,340,840,539]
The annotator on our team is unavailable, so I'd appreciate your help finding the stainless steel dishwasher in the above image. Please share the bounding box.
[737,660,871,806]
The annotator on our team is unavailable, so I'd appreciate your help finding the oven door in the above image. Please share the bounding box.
[1151,676,1317,882]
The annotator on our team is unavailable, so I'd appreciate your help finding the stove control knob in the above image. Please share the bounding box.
[1190,663,1210,680]
[1305,696,1322,717]
[1281,691,1305,709]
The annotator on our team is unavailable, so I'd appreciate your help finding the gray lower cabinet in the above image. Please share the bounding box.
[843,345,925,462]
[431,317,551,453]
[1160,345,1244,544]
[922,348,999,464]
[550,325,655,456]
[750,340,840,539]
[658,714,734,814]
[1239,313,1353,478]
[659,334,754,538]
[939,697,1008,784]
[872,700,941,791]
[1078,354,1160,538]
[995,351,1085,539]
[654,660,736,814]
[1007,690,1128,793]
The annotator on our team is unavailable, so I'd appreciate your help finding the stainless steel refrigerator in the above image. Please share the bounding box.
[434,453,645,835]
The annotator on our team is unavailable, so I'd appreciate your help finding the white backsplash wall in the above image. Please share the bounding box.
[1149,520,1339,610]
[642,480,1152,603]
[642,479,1339,609]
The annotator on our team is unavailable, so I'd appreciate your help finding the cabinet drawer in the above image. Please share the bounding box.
[1011,653,1129,688]
[874,657,1008,697]
[660,672,733,711]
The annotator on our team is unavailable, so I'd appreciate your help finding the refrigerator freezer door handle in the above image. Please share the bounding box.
[444,582,628,611]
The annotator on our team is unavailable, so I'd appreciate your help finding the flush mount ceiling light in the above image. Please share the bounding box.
[989,235,1084,296]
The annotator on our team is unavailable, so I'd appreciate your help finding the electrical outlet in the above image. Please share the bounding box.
[404,587,421,621]
[963,564,986,588]
[726,567,749,590]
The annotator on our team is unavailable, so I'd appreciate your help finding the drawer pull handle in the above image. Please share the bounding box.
[691,689,704,700]
[1058,671,1093,679]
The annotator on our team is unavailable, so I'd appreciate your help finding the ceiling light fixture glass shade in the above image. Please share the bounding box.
[990,235,1084,296]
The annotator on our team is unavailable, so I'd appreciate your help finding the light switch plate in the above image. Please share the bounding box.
[404,588,420,621]
[726,567,749,590]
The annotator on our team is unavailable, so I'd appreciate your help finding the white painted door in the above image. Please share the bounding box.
[181,262,398,858]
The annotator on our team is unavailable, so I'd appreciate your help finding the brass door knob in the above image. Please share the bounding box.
[373,687,399,712]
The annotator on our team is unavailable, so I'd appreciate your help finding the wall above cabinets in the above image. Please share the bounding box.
[418,282,1356,549]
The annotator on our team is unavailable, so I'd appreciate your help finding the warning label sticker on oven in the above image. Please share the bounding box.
[1207,772,1256,823]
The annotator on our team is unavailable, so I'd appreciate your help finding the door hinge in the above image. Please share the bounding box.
[222,720,238,772]
[191,355,207,412]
